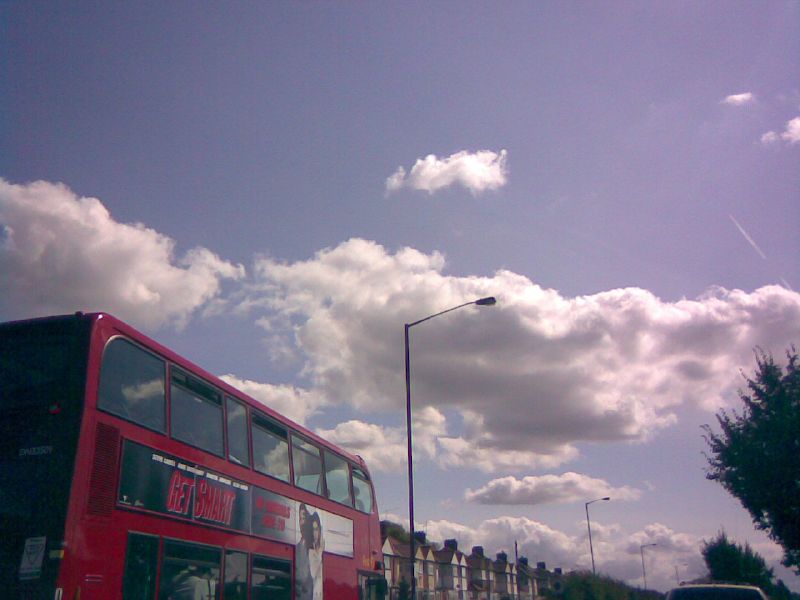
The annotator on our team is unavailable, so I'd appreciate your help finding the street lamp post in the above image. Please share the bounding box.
[405,296,496,600]
[640,543,657,589]
[585,497,610,575]
[674,562,688,586]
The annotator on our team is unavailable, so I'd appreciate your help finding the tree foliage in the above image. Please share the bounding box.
[396,577,411,600]
[701,532,773,589]
[543,571,662,600]
[704,347,800,571]
[701,533,800,600]
[381,520,411,543]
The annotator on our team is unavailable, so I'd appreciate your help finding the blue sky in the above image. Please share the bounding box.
[2,1,799,592]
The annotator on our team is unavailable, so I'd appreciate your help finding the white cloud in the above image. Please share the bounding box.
[218,375,325,425]
[386,149,508,195]
[314,410,580,474]
[761,131,780,145]
[781,116,800,144]
[721,92,754,106]
[437,431,579,472]
[316,420,408,472]
[608,523,706,589]
[0,178,244,329]
[315,406,446,472]
[237,238,800,473]
[428,516,579,569]
[421,515,711,591]
[761,116,800,146]
[465,473,643,505]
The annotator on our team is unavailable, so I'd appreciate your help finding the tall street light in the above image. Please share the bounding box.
[405,296,497,600]
[585,497,610,575]
[640,543,657,589]
[674,563,688,586]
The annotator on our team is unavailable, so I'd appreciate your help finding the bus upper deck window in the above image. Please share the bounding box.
[292,436,323,495]
[251,413,290,482]
[352,467,374,514]
[226,397,250,467]
[171,370,224,456]
[98,338,166,432]
[323,450,353,507]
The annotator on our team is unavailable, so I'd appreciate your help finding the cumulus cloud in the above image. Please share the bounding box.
[437,432,578,472]
[385,149,508,195]
[428,516,579,569]
[317,420,408,472]
[781,116,800,144]
[420,515,710,591]
[218,375,325,425]
[604,523,706,588]
[315,408,577,473]
[0,178,244,329]
[721,92,754,106]
[464,473,642,505]
[761,116,800,146]
[236,238,800,473]
[315,406,444,472]
[761,131,780,145]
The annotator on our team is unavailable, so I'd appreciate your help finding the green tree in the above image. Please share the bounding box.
[701,532,773,589]
[544,571,661,600]
[770,579,797,600]
[397,577,411,600]
[703,347,800,571]
[381,520,410,543]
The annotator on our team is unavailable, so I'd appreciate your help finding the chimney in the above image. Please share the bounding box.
[496,552,508,563]
[519,557,529,566]
[413,531,427,545]
[536,562,546,570]
[554,568,562,575]
[444,539,458,551]
[472,546,484,557]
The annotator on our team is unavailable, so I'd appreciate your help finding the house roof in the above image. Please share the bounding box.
[383,538,412,558]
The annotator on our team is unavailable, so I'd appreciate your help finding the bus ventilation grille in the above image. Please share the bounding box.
[87,423,120,516]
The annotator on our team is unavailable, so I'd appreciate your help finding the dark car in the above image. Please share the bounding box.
[666,584,768,600]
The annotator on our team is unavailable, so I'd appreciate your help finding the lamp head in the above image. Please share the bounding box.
[475,296,497,306]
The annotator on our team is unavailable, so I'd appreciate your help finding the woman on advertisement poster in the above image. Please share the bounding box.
[295,504,313,600]
[308,511,325,600]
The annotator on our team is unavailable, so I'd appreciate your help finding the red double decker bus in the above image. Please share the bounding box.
[1,312,387,600]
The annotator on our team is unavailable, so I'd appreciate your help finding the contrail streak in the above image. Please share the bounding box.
[729,214,767,259]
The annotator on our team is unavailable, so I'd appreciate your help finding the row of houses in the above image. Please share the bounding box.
[382,532,564,600]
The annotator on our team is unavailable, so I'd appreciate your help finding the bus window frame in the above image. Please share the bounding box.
[323,449,354,508]
[223,548,250,600]
[351,466,374,514]
[250,553,292,600]
[169,367,225,458]
[225,395,251,468]
[291,434,326,497]
[121,531,160,600]
[159,537,223,600]
[251,410,292,484]
[97,335,168,435]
